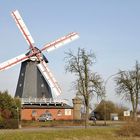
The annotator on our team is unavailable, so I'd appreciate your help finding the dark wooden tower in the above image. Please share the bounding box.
[15,60,52,98]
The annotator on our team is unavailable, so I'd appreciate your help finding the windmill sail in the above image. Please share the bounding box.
[37,61,61,96]
[0,54,28,71]
[41,32,79,52]
[11,10,35,50]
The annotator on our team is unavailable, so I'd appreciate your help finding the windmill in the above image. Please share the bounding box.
[0,10,79,101]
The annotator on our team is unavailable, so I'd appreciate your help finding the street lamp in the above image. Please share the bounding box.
[16,107,21,128]
[16,107,19,128]
[103,71,125,125]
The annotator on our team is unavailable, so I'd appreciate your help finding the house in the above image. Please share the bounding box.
[21,97,82,121]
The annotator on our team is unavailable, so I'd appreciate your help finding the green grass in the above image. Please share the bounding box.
[0,127,139,140]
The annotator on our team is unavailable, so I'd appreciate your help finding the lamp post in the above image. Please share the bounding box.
[103,71,125,125]
[16,107,19,128]
[16,107,21,128]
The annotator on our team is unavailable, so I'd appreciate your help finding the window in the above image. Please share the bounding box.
[41,84,44,88]
[57,110,62,116]
[32,110,37,116]
[65,109,71,116]
[45,110,49,114]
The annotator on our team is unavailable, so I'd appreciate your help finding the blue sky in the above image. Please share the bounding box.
[0,1,140,107]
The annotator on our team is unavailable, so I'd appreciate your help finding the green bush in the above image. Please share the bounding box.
[0,115,4,128]
[0,91,21,129]
[117,121,140,137]
[0,119,18,129]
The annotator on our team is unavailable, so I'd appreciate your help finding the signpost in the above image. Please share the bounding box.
[124,111,130,117]
[124,110,130,121]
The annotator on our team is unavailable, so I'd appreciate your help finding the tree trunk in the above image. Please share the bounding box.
[133,111,137,121]
[85,105,89,128]
[133,107,137,121]
[131,94,137,121]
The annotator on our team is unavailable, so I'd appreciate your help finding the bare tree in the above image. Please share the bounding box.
[115,61,140,121]
[65,48,104,127]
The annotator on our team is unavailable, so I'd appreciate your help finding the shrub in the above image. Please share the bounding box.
[0,119,18,129]
[0,91,21,129]
[0,115,4,128]
[117,121,140,137]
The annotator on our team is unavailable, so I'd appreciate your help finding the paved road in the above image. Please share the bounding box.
[0,120,125,135]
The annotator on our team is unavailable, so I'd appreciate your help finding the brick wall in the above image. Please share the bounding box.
[21,108,73,120]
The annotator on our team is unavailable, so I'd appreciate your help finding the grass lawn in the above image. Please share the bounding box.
[0,127,139,140]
